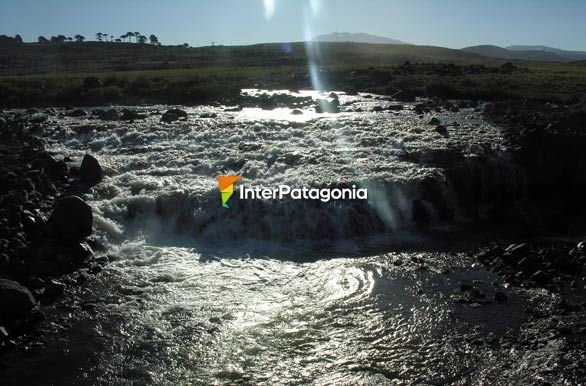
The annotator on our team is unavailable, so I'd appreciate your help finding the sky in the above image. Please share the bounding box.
[1,0,585,50]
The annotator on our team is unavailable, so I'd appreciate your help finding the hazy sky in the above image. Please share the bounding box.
[1,0,585,50]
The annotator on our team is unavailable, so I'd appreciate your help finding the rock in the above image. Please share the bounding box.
[83,76,104,89]
[0,278,36,324]
[79,154,103,184]
[121,109,145,121]
[315,99,340,114]
[97,109,120,121]
[529,270,550,285]
[199,112,217,118]
[429,117,441,125]
[50,196,93,240]
[493,291,508,303]
[435,125,449,138]
[43,279,66,297]
[29,114,48,124]
[291,109,303,115]
[161,109,188,123]
[372,105,383,112]
[67,109,87,117]
[460,284,474,292]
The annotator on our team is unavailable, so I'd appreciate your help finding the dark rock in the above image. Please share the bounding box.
[429,117,441,125]
[0,278,36,324]
[50,196,93,240]
[120,109,146,121]
[29,114,48,124]
[435,125,449,138]
[43,280,66,297]
[493,291,508,303]
[79,154,103,184]
[97,109,120,121]
[83,76,104,89]
[460,284,474,292]
[291,109,303,115]
[161,109,188,123]
[529,270,550,285]
[67,109,87,117]
[199,112,217,118]
[315,99,340,114]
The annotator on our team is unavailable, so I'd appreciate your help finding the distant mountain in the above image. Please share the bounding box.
[506,45,586,61]
[313,32,408,45]
[462,45,567,62]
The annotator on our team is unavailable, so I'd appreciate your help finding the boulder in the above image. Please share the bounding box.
[79,154,103,184]
[67,109,87,117]
[97,109,120,121]
[435,125,449,138]
[121,108,146,121]
[0,278,36,324]
[291,109,303,115]
[50,196,93,240]
[161,109,188,123]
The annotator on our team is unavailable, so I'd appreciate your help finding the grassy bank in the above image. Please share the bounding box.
[1,42,585,108]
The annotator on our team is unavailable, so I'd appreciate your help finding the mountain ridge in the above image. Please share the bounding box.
[313,32,407,45]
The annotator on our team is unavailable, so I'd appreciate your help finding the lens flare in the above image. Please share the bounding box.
[263,0,275,19]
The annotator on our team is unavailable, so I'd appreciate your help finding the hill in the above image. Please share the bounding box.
[506,45,586,61]
[462,45,567,62]
[312,32,407,45]
[0,41,484,76]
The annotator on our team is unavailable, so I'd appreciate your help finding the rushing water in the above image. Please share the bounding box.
[0,91,569,385]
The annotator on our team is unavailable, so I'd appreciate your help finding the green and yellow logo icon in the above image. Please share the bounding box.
[217,176,241,208]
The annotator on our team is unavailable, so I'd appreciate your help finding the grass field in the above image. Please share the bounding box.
[1,42,585,108]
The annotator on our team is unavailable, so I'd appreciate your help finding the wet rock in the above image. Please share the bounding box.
[460,284,474,292]
[199,112,217,118]
[493,291,508,303]
[97,109,120,121]
[315,99,340,114]
[121,108,145,121]
[79,154,103,184]
[43,280,66,298]
[161,109,188,123]
[429,117,441,125]
[0,278,36,324]
[29,114,48,124]
[435,125,449,138]
[67,109,87,117]
[291,109,303,115]
[529,270,550,285]
[50,195,93,240]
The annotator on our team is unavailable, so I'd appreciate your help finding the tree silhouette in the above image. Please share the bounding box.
[74,34,85,42]
[96,32,103,41]
[14,34,23,43]
[138,35,147,44]
[38,36,49,44]
[50,35,67,43]
[115,38,121,42]
[67,37,73,42]
[125,32,133,42]
[149,34,159,45]
[133,32,140,43]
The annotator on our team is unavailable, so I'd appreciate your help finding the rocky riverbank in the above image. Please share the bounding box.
[0,111,105,346]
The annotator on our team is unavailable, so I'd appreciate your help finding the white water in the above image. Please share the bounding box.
[1,91,567,385]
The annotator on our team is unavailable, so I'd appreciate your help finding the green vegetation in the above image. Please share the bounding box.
[0,42,585,108]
